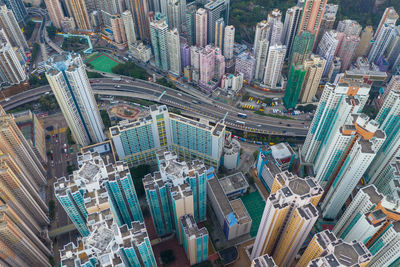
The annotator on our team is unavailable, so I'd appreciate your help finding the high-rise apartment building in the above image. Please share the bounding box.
[297,0,328,39]
[368,24,396,63]
[204,0,228,44]
[263,44,286,88]
[302,79,371,164]
[167,28,181,75]
[314,4,338,50]
[215,18,225,49]
[296,230,337,267]
[290,31,315,66]
[333,185,400,267]
[0,106,47,187]
[167,0,181,31]
[254,20,270,56]
[375,7,399,39]
[282,4,303,58]
[318,115,385,219]
[355,26,374,58]
[336,19,362,36]
[185,4,197,45]
[283,64,306,109]
[126,0,150,41]
[143,150,207,237]
[181,214,208,265]
[45,53,105,146]
[223,25,234,59]
[308,240,372,266]
[254,38,269,81]
[13,110,47,163]
[54,152,143,236]
[0,32,26,86]
[65,0,92,30]
[122,10,137,51]
[195,8,207,47]
[316,30,344,76]
[235,51,256,82]
[44,0,64,29]
[199,45,216,83]
[251,254,277,267]
[0,106,51,266]
[0,199,51,266]
[110,105,225,167]
[0,5,28,51]
[299,54,326,103]
[333,185,383,240]
[250,171,322,266]
[337,35,360,72]
[150,14,169,71]
[1,0,26,23]
[373,157,400,194]
[267,9,283,46]
[59,212,155,266]
[366,76,400,184]
[110,14,127,46]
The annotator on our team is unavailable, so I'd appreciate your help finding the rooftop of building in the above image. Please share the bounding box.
[361,185,383,204]
[219,172,249,194]
[332,240,370,266]
[252,254,277,267]
[230,198,252,225]
[270,142,295,160]
[275,171,323,198]
[208,176,233,216]
[314,230,337,250]
[81,140,115,165]
[109,115,153,136]
[181,214,208,238]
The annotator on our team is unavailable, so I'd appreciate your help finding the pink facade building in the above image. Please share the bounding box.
[196,8,207,47]
[200,45,216,84]
[337,35,360,72]
[111,15,127,47]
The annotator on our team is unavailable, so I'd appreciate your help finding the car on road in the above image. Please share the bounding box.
[257,124,261,127]
[63,143,67,149]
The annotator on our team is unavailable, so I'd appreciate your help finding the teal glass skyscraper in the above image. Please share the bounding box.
[366,76,400,184]
[180,214,209,265]
[54,152,143,233]
[104,161,143,227]
[143,172,174,236]
[55,177,90,236]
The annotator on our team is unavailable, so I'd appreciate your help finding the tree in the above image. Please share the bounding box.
[49,200,56,221]
[160,249,175,265]
[46,25,58,39]
[66,128,75,145]
[263,97,273,105]
[66,165,75,175]
[100,110,111,129]
[112,62,148,80]
[86,71,103,78]
[38,95,58,111]
[31,43,40,62]
[253,149,259,160]
[129,164,151,197]
[23,20,36,39]
[156,77,176,89]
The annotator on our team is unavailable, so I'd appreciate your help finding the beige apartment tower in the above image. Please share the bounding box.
[300,54,326,103]
[44,0,64,29]
[250,171,323,266]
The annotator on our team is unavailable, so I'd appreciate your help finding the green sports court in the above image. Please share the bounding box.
[240,191,266,237]
[86,52,121,73]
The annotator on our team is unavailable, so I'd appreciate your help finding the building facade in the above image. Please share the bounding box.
[45,53,105,146]
[250,171,323,266]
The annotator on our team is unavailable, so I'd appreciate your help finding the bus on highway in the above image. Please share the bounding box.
[237,113,247,118]
[236,121,245,125]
